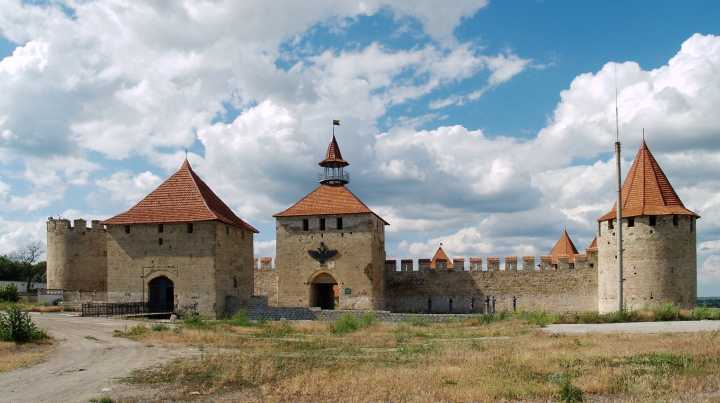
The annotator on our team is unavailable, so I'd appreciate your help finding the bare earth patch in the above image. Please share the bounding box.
[0,313,190,403]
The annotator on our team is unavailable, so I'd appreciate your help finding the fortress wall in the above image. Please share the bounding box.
[254,258,279,306]
[47,219,107,291]
[385,258,598,313]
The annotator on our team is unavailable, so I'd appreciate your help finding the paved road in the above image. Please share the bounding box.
[544,320,720,334]
[0,313,184,403]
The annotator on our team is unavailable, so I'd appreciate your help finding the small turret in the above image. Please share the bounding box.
[318,134,349,185]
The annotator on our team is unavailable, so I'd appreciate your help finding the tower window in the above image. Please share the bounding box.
[187,223,193,233]
[673,214,679,226]
[302,219,309,231]
[158,238,163,245]
[158,224,163,233]
[320,218,325,230]
[337,217,343,230]
[124,225,130,234]
[649,216,656,226]
[608,220,614,230]
[226,226,229,235]
[627,218,635,227]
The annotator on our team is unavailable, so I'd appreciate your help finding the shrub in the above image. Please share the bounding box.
[128,323,148,336]
[151,323,169,332]
[0,305,49,344]
[549,371,584,402]
[652,302,680,321]
[360,312,375,328]
[0,283,19,302]
[182,315,207,329]
[522,311,553,327]
[228,310,253,327]
[332,313,360,334]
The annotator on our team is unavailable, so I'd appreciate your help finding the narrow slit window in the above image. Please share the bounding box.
[226,226,229,235]
[124,225,130,234]
[158,224,164,233]
[649,216,656,226]
[158,238,163,245]
[337,217,343,230]
[608,220,614,230]
[673,214,679,226]
[302,219,309,231]
[320,218,325,231]
[187,223,193,233]
[627,218,635,227]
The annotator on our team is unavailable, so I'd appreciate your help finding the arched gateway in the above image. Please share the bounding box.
[310,272,338,310]
[148,276,174,312]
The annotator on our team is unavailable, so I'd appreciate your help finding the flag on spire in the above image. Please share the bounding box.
[333,119,340,125]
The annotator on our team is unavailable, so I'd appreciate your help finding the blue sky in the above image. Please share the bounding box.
[1,1,720,296]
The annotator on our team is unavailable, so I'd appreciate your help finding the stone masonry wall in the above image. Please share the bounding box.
[213,224,255,318]
[254,259,279,306]
[385,257,598,313]
[275,212,386,310]
[598,214,697,313]
[106,221,219,318]
[47,219,107,291]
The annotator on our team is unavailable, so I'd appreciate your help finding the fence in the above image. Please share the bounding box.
[81,302,171,317]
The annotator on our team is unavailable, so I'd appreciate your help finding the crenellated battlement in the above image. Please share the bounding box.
[47,218,106,232]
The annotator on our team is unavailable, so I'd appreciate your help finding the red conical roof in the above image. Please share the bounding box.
[101,160,258,232]
[548,230,579,264]
[599,140,699,220]
[586,237,598,252]
[319,134,348,167]
[429,246,454,269]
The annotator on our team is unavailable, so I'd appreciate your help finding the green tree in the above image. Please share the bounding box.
[0,255,22,281]
[9,242,46,291]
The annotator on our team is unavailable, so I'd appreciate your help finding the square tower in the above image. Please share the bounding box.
[274,132,388,310]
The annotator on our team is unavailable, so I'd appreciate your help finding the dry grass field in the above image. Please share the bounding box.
[0,339,54,372]
[117,313,720,402]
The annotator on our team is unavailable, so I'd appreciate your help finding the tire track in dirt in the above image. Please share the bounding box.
[0,313,186,403]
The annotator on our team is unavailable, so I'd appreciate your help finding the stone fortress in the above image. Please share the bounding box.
[47,132,699,318]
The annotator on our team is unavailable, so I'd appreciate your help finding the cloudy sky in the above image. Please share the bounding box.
[1,1,720,296]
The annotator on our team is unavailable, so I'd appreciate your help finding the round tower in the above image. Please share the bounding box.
[47,218,108,291]
[597,141,699,313]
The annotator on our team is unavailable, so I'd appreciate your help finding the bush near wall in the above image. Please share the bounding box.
[0,283,19,302]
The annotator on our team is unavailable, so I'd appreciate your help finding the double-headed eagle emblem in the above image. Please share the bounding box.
[308,242,337,264]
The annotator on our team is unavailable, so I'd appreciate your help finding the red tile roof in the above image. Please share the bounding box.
[430,246,453,269]
[548,230,579,264]
[319,134,349,167]
[599,140,699,220]
[101,160,258,232]
[586,237,598,252]
[274,184,388,224]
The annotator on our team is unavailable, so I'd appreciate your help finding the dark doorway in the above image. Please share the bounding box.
[310,273,338,310]
[149,276,174,312]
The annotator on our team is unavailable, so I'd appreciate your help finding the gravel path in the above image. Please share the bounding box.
[0,313,184,403]
[544,320,720,334]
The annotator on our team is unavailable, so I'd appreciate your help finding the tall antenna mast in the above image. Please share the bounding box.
[614,63,624,313]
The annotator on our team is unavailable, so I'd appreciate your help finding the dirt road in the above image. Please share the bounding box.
[0,313,183,403]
